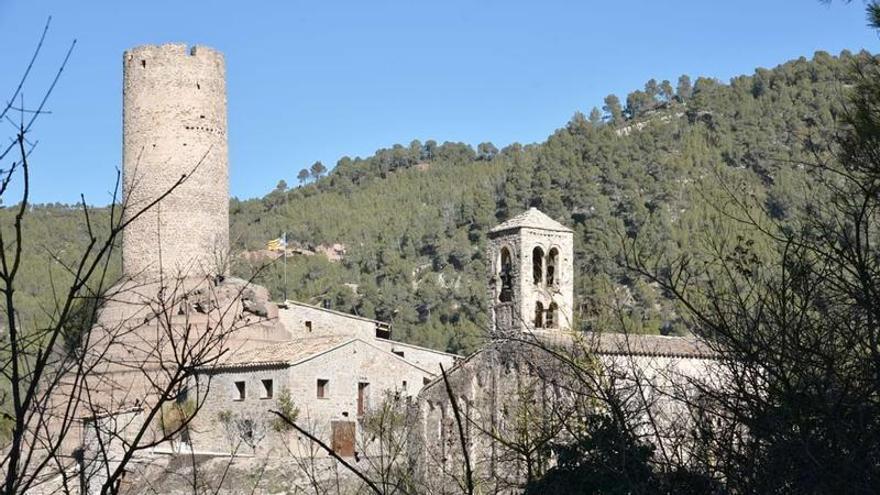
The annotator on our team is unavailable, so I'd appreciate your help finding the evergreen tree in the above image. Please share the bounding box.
[676,74,693,101]
[310,161,327,180]
[602,94,623,124]
[297,168,310,185]
[588,107,603,126]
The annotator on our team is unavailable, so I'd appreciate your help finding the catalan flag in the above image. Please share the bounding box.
[266,233,287,252]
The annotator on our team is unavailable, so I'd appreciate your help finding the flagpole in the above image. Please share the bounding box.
[283,232,288,302]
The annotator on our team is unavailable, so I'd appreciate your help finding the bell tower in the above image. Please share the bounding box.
[487,208,574,334]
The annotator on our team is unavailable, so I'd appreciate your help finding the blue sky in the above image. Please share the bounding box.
[0,1,877,204]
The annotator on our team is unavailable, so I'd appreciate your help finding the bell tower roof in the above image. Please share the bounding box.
[489,207,573,234]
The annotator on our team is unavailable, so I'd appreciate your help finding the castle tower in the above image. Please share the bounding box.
[122,43,229,279]
[487,208,574,333]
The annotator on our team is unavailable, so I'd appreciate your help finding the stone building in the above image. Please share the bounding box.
[77,45,458,483]
[122,43,229,279]
[413,208,720,493]
[72,42,723,494]
[192,334,440,456]
[488,207,575,334]
[188,303,457,457]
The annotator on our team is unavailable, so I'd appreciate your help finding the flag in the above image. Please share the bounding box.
[266,233,287,252]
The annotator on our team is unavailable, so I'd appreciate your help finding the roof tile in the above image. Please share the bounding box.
[489,207,573,234]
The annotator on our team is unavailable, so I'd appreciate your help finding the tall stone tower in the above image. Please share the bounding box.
[487,208,574,333]
[122,43,229,279]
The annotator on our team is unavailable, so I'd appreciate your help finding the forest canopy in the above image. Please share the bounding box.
[2,49,868,355]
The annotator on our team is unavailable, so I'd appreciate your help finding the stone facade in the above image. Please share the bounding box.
[191,337,439,457]
[277,301,390,339]
[487,208,574,334]
[369,338,458,374]
[413,335,719,492]
[122,43,229,279]
[276,301,456,373]
[73,42,726,494]
[414,209,721,492]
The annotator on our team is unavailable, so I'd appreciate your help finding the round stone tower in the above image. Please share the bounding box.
[122,43,229,279]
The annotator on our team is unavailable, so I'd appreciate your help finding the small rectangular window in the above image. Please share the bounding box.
[317,379,329,398]
[234,381,246,401]
[261,379,274,399]
[402,380,407,390]
[392,350,405,358]
[305,321,313,332]
[358,382,370,416]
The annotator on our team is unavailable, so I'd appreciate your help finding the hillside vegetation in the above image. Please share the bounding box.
[4,50,867,355]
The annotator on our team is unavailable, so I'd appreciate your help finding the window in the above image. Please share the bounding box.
[547,248,558,285]
[393,350,405,358]
[357,382,370,416]
[499,247,513,302]
[547,303,557,328]
[305,320,313,333]
[261,379,274,399]
[402,380,408,390]
[317,379,329,399]
[534,302,544,329]
[234,381,246,401]
[532,247,544,285]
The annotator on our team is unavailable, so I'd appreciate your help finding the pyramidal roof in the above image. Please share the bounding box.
[489,207,573,234]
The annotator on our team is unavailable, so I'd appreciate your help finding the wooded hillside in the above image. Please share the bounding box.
[4,50,867,355]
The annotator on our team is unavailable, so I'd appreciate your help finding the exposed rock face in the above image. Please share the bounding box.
[224,276,276,319]
[65,275,290,452]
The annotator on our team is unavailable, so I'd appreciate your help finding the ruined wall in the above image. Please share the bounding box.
[122,43,229,278]
[413,340,720,493]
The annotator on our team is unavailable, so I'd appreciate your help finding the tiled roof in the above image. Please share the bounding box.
[489,207,573,234]
[419,331,716,393]
[534,330,717,359]
[588,332,715,358]
[213,335,353,369]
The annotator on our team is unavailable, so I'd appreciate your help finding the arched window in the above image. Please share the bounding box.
[547,248,559,286]
[532,247,544,285]
[534,301,544,329]
[499,248,513,303]
[547,303,558,328]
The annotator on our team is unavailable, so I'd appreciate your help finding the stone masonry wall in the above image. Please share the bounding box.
[190,366,292,456]
[122,43,229,278]
[517,227,574,331]
[488,226,574,333]
[191,339,435,457]
[277,303,378,339]
[282,340,432,451]
[369,339,457,374]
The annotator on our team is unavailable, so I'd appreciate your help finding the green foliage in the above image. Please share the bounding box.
[216,409,233,424]
[6,50,872,357]
[525,414,721,494]
[158,399,197,435]
[270,387,298,432]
